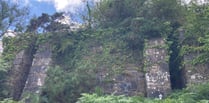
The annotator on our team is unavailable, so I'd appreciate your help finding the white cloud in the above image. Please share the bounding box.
[12,0,92,13]
[37,0,87,13]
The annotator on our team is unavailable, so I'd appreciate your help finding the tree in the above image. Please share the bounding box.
[0,0,29,37]
[92,0,142,27]
[92,0,184,37]
[26,12,72,33]
[182,2,209,64]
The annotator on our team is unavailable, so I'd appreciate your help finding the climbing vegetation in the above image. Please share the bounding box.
[0,57,10,99]
[0,33,37,99]
[181,2,209,64]
[1,0,209,103]
[39,27,144,103]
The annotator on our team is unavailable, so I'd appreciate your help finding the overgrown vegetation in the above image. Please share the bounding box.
[1,82,209,103]
[181,2,209,65]
[1,0,209,103]
[0,33,37,99]
[38,27,144,103]
[77,83,209,103]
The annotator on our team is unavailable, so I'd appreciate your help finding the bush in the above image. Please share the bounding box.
[0,98,19,103]
[77,83,209,103]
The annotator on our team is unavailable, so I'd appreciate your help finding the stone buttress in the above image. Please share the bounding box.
[21,43,52,102]
[10,48,35,100]
[144,38,171,98]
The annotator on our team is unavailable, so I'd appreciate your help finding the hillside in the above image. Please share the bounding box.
[0,0,209,103]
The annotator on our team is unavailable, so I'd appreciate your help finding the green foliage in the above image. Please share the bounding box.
[0,0,29,37]
[183,2,209,45]
[77,94,143,103]
[77,83,209,103]
[0,33,37,100]
[0,35,36,99]
[39,26,145,103]
[181,3,209,64]
[0,56,9,72]
[21,90,42,103]
[0,98,19,103]
[0,33,36,99]
[92,0,139,26]
[1,0,209,102]
[26,13,70,33]
[2,37,19,61]
[40,65,96,103]
[92,0,183,38]
[38,3,182,100]
[0,57,10,99]
[2,33,37,61]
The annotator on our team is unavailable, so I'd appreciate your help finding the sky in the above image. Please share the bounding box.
[10,0,206,18]
[11,0,100,17]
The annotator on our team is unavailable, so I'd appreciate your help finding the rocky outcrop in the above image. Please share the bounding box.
[10,48,35,100]
[21,43,52,102]
[184,53,209,86]
[144,38,171,99]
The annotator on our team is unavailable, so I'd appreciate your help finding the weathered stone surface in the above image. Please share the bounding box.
[22,43,52,102]
[10,48,35,100]
[184,53,209,86]
[144,38,171,99]
[97,64,146,96]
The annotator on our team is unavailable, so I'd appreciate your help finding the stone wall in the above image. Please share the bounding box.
[8,36,185,101]
[98,64,146,96]
[184,53,209,86]
[112,68,146,96]
[94,38,173,97]
[10,48,35,100]
[144,38,171,99]
[88,43,147,96]
[22,43,52,102]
